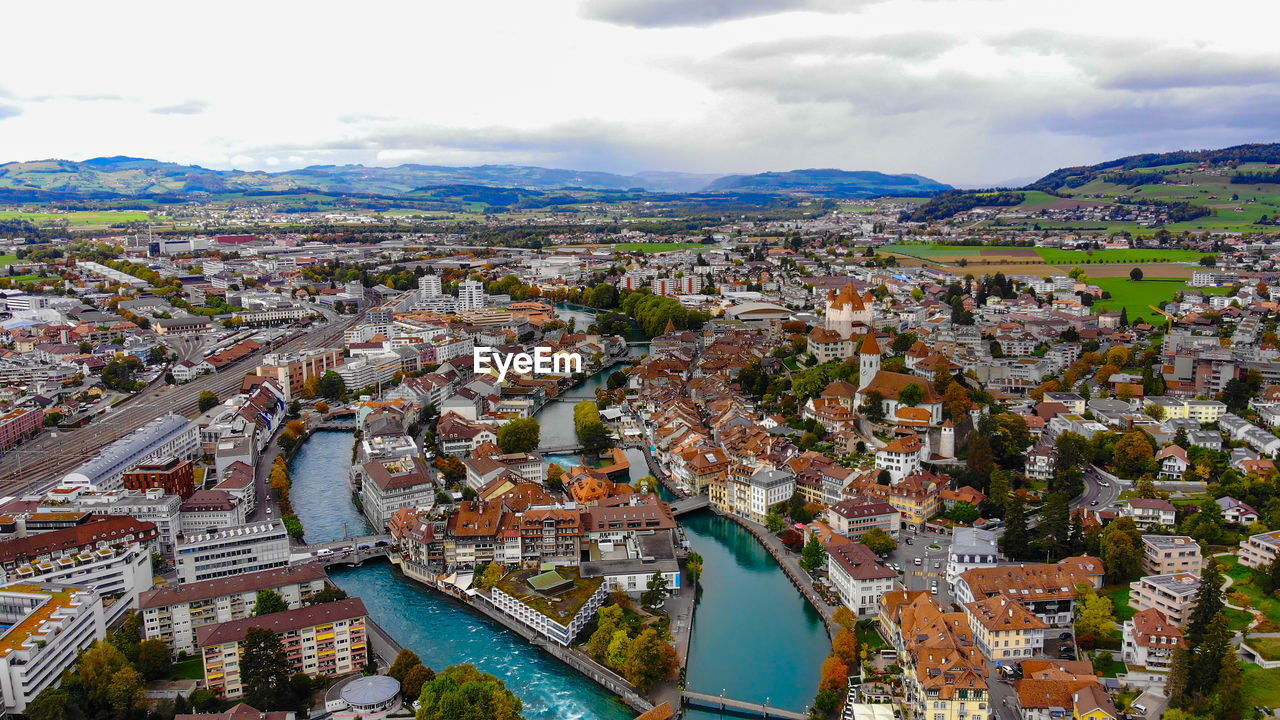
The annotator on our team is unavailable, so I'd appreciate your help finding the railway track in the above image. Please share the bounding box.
[0,317,356,496]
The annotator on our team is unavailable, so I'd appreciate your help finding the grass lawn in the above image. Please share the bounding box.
[2,275,46,283]
[0,210,151,226]
[1247,637,1280,661]
[1225,606,1254,633]
[1091,277,1199,321]
[0,254,16,267]
[612,242,709,253]
[883,243,984,259]
[1220,559,1280,625]
[1243,663,1280,709]
[1092,650,1126,678]
[173,657,204,680]
[857,620,887,651]
[1104,586,1135,622]
[1035,248,1208,264]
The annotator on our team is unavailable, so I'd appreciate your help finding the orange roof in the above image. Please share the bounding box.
[860,332,882,356]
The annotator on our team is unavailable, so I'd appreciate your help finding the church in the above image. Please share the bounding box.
[854,333,946,428]
[806,282,875,362]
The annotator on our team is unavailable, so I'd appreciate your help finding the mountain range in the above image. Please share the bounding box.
[0,156,952,200]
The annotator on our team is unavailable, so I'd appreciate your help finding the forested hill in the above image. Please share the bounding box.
[1026,143,1280,192]
[705,169,950,197]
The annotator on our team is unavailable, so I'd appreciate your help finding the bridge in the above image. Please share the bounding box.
[681,691,807,719]
[539,443,585,454]
[669,495,710,516]
[291,535,392,566]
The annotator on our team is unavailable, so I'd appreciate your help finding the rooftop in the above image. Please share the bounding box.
[492,566,604,624]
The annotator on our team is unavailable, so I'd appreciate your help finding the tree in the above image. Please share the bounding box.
[436,455,465,484]
[137,638,172,680]
[241,627,291,711]
[318,370,345,400]
[25,688,78,720]
[943,383,971,421]
[303,585,349,605]
[686,551,704,586]
[1099,517,1144,583]
[1130,267,1144,281]
[106,665,144,718]
[1165,644,1192,706]
[1038,491,1072,559]
[1191,612,1232,696]
[833,627,860,666]
[833,606,857,631]
[477,562,504,590]
[546,462,565,489]
[1113,431,1154,478]
[642,572,670,609]
[765,507,785,533]
[197,390,219,412]
[897,383,924,407]
[1213,648,1243,720]
[621,628,678,691]
[402,664,435,702]
[860,527,897,554]
[606,629,632,669]
[819,654,849,693]
[1073,583,1117,648]
[947,501,980,525]
[253,589,288,617]
[1002,496,1031,559]
[415,664,523,720]
[78,640,130,707]
[1186,561,1225,646]
[301,374,320,399]
[633,475,660,495]
[496,417,540,454]
[586,605,625,661]
[966,434,994,483]
[860,390,886,423]
[389,648,423,682]
[801,533,827,574]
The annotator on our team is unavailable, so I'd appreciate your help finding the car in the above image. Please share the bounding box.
[1090,500,1098,506]
[934,561,941,569]
[930,586,938,595]
[1059,632,1072,640]
[1099,481,1109,487]
[905,537,913,545]
[914,558,922,566]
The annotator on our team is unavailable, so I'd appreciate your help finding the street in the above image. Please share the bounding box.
[885,527,954,606]
[1073,465,1124,512]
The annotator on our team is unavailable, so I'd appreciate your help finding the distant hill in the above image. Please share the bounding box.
[1026,143,1280,192]
[0,157,948,200]
[704,168,951,197]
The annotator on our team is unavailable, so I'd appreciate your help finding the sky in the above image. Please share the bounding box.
[1,0,1277,186]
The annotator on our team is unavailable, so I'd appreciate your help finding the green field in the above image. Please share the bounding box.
[1090,277,1231,321]
[1016,190,1062,207]
[1035,248,1208,264]
[1243,663,1280,708]
[1103,586,1135,622]
[883,243,985,259]
[173,657,204,680]
[612,242,709,253]
[0,210,151,226]
[0,254,16,267]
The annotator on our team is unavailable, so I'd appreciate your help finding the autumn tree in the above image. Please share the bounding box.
[586,605,625,661]
[402,664,435,702]
[860,527,897,554]
[1113,431,1154,478]
[1073,583,1117,648]
[819,654,849,693]
[622,628,679,691]
[1099,517,1144,583]
[137,638,173,680]
[833,627,860,666]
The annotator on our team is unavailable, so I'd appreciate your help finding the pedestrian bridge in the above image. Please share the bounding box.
[681,691,807,719]
[669,495,710,516]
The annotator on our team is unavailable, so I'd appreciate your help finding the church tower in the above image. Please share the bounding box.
[858,333,882,391]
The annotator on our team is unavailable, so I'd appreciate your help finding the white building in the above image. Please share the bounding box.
[0,583,106,715]
[59,415,199,491]
[946,527,1000,593]
[0,544,152,626]
[745,468,795,524]
[360,457,437,531]
[175,521,291,584]
[827,542,898,617]
[457,280,486,312]
[482,571,608,646]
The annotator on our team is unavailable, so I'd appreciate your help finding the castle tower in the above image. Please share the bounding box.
[858,333,882,391]
[939,419,955,459]
[825,282,867,338]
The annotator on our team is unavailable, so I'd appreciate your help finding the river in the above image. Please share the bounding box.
[285,305,828,718]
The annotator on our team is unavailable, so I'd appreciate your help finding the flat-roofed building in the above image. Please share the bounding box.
[1129,572,1200,626]
[141,565,328,653]
[0,583,106,715]
[59,415,199,491]
[254,348,344,401]
[1141,535,1202,576]
[197,598,368,698]
[1240,529,1280,568]
[123,457,196,499]
[175,521,290,584]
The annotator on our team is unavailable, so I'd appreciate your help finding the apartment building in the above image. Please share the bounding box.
[965,595,1046,660]
[140,565,328,653]
[946,528,1000,594]
[955,559,1104,627]
[175,521,291,583]
[1121,608,1185,671]
[827,542,898,617]
[827,498,900,540]
[0,408,41,452]
[254,348,344,401]
[180,490,247,535]
[1116,498,1177,530]
[1141,535,1202,576]
[0,584,106,715]
[361,456,437,531]
[122,456,196,499]
[741,468,795,524]
[1241,529,1280,568]
[198,598,369,698]
[481,570,607,646]
[879,591,990,720]
[1128,573,1200,626]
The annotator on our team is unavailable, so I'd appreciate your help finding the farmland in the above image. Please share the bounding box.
[0,210,151,227]
[1034,248,1208,264]
[1091,277,1233,321]
[879,243,1208,280]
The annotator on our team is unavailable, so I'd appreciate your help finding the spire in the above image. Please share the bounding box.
[860,332,882,356]
[664,317,676,334]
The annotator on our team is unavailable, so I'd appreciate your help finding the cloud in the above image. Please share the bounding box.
[0,104,20,121]
[149,100,209,115]
[579,0,855,28]
[26,93,128,103]
[725,33,962,62]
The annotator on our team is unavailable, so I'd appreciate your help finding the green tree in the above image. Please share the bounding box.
[26,688,80,720]
[860,527,897,554]
[586,605,625,661]
[496,418,540,454]
[621,628,676,690]
[633,475,660,495]
[137,638,172,680]
[241,627,291,711]
[1038,491,1072,560]
[686,552,704,586]
[966,434,994,484]
[897,383,924,407]
[415,663,523,720]
[197,390,219,412]
[318,370,345,400]
[303,585,349,606]
[1191,612,1232,696]
[402,664,435,702]
[642,572,670,609]
[1212,648,1243,720]
[801,533,827,574]
[1186,561,1225,646]
[860,390,886,423]
[765,507,785,533]
[476,562,505,590]
[253,589,288,617]
[1002,496,1031,559]
[105,665,144,719]
[78,640,130,707]
[1073,583,1117,647]
[947,501,980,525]
[1099,516,1144,583]
[606,629,632,669]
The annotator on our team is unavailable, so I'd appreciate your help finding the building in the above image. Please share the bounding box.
[361,457,437,531]
[59,415,199,491]
[457,280,486,311]
[1216,496,1260,525]
[1024,445,1056,482]
[742,468,795,524]
[0,533,152,626]
[122,457,197,499]
[965,594,1047,660]
[332,675,401,720]
[480,568,608,646]
[1155,445,1189,480]
[180,490,247,535]
[0,583,106,715]
[175,521,290,584]
[827,498,900,540]
[1128,572,1200,626]
[1116,498,1177,530]
[0,408,41,452]
[955,560,1103,627]
[140,565,329,653]
[946,528,1000,593]
[1241,529,1280,568]
[198,598,368,698]
[175,705,294,720]
[254,349,344,401]
[827,542,898,617]
[874,434,925,482]
[1122,608,1185,671]
[879,592,989,720]
[1141,535,1202,576]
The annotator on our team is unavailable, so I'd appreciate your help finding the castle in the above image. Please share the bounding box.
[806,282,875,362]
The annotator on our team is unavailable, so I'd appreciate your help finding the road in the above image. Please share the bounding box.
[0,314,357,497]
[1074,465,1124,511]
[885,528,954,606]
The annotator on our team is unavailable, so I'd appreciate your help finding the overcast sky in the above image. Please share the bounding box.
[1,0,1276,186]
